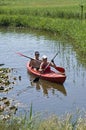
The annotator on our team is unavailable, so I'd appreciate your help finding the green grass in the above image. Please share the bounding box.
[0,0,86,19]
[0,0,85,7]
[0,0,86,63]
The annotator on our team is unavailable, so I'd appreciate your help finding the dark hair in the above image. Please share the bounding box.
[35,51,39,55]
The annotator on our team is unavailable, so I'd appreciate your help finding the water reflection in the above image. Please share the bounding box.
[30,75,67,96]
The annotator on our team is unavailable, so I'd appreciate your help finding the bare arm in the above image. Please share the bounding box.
[29,59,34,67]
[50,61,56,68]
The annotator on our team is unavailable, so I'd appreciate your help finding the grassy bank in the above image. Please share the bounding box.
[0,15,86,62]
[0,0,86,63]
[0,1,86,64]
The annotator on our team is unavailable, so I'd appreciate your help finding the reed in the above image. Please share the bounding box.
[0,110,86,130]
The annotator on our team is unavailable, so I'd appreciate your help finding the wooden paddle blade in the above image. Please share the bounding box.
[33,76,40,82]
[55,66,65,73]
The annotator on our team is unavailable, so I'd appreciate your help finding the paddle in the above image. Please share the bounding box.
[16,52,34,60]
[0,64,5,66]
[55,66,65,73]
[17,52,65,73]
[33,52,59,82]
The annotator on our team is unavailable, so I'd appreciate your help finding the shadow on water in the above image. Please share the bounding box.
[29,74,67,96]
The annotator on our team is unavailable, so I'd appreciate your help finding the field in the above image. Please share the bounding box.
[0,0,85,7]
[0,0,86,18]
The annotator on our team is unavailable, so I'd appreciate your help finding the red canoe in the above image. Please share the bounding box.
[27,62,66,84]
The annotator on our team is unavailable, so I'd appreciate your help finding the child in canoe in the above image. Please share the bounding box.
[39,55,56,73]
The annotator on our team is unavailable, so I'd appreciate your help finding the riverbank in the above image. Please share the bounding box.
[0,0,86,64]
[1,16,86,61]
[0,5,86,62]
[0,1,86,128]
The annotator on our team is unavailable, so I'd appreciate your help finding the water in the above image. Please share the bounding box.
[0,29,86,116]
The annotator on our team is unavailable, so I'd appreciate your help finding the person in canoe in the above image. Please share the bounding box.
[29,51,41,70]
[39,55,56,73]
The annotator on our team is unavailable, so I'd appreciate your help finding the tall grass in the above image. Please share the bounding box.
[0,0,86,7]
[0,110,86,130]
[0,6,86,19]
[0,0,86,19]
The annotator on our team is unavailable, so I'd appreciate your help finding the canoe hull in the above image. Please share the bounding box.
[27,62,66,84]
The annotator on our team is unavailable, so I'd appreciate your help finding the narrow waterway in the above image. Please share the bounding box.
[0,29,86,117]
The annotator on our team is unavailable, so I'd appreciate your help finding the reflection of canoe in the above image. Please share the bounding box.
[27,62,66,84]
[30,76,67,96]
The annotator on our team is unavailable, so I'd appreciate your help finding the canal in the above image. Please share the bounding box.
[0,29,86,117]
